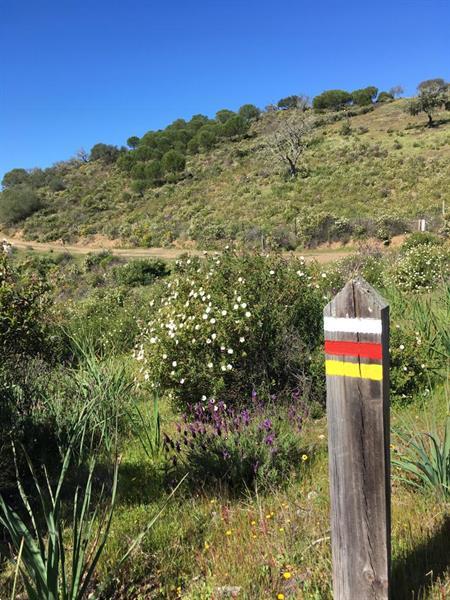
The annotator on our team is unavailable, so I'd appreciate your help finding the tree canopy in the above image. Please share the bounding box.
[312,89,352,111]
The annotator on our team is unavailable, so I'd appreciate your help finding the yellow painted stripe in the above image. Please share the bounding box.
[325,360,383,381]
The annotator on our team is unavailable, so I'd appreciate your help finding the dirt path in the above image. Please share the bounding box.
[1,233,352,263]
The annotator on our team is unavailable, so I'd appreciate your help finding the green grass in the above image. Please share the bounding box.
[85,384,449,599]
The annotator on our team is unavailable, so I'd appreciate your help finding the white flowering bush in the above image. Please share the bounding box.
[135,251,324,408]
[386,244,449,292]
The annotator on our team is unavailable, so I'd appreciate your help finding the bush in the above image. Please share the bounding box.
[402,232,443,251]
[0,185,42,224]
[136,251,324,409]
[164,392,311,493]
[113,259,170,287]
[386,245,450,292]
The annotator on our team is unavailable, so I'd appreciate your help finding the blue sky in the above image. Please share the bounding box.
[1,0,449,179]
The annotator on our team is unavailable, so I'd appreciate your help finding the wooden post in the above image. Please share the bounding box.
[324,277,391,599]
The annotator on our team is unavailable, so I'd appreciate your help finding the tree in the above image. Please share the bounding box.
[351,86,378,106]
[277,95,310,111]
[406,78,448,126]
[220,115,249,138]
[89,143,120,164]
[75,148,89,163]
[215,109,235,124]
[2,168,30,189]
[197,126,218,150]
[389,85,404,98]
[312,89,352,111]
[266,115,315,177]
[0,186,42,224]
[127,136,140,149]
[161,150,186,175]
[377,91,394,103]
[238,104,260,121]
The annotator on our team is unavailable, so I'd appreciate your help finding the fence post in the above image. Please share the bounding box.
[324,277,391,599]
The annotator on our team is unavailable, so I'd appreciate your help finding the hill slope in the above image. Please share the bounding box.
[3,99,450,248]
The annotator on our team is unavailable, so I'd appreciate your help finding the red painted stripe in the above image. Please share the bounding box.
[324,340,382,360]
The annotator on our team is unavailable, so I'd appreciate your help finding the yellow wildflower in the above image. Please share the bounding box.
[283,571,292,580]
[225,529,232,536]
[301,454,308,461]
[277,594,285,599]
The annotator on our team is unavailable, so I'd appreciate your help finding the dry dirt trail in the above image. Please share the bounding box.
[1,233,351,264]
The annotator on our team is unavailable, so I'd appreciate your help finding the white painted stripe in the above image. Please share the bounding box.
[324,316,382,335]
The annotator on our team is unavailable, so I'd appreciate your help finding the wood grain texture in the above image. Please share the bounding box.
[324,277,391,600]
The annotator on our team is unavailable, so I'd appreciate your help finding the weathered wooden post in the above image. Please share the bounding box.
[324,277,391,599]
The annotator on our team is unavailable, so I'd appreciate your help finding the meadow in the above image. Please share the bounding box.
[0,233,449,599]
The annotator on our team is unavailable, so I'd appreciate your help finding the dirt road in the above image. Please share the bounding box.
[1,233,351,263]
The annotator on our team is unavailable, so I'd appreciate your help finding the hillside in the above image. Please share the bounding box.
[2,99,450,249]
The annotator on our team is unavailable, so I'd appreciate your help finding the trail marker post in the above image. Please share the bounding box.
[324,277,391,599]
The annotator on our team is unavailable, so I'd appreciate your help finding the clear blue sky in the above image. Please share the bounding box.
[1,0,449,179]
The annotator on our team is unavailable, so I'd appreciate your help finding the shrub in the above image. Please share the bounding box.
[0,185,42,224]
[402,232,443,251]
[386,245,449,292]
[393,417,450,500]
[113,259,170,287]
[163,392,311,493]
[136,251,324,409]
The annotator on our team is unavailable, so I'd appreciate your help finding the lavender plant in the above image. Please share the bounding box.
[163,390,311,493]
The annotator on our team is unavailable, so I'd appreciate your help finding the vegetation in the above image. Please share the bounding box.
[1,83,449,249]
[0,237,448,597]
[406,78,449,126]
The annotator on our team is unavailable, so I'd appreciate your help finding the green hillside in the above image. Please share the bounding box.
[2,98,450,248]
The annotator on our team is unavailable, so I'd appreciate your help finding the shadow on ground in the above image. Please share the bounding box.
[392,514,450,599]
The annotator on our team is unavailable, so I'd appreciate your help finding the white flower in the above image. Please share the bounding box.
[238,277,243,283]
[220,345,225,351]
[245,311,251,318]
[162,353,168,359]
[221,365,227,371]
[233,304,239,310]
[206,338,211,344]
[210,318,216,324]
[239,337,245,343]
[207,362,213,369]
[180,378,185,384]
[144,372,149,381]
[150,337,157,344]
[399,344,405,350]
[211,333,217,340]
[221,310,227,316]
[269,270,275,275]
[201,395,207,401]
[172,361,177,367]
[202,313,208,320]
[226,364,232,370]
[227,348,234,354]
[240,302,247,309]
[321,273,327,278]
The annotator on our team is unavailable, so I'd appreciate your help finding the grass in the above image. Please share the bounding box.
[80,384,449,600]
